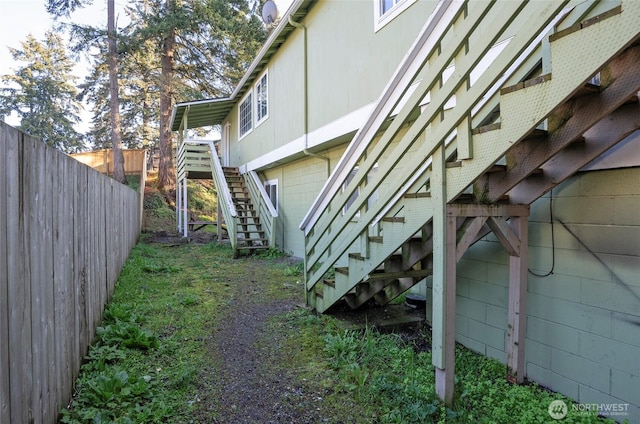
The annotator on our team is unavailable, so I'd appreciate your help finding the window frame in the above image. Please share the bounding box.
[264,179,278,213]
[238,90,253,140]
[255,70,269,126]
[373,0,418,32]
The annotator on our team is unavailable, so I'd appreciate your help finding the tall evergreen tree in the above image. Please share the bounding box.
[47,0,126,182]
[0,31,84,153]
[124,0,267,189]
[107,0,127,184]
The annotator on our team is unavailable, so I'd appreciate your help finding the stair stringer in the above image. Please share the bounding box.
[310,4,640,313]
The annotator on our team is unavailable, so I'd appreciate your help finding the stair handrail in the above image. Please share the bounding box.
[182,139,238,250]
[299,0,464,235]
[245,170,278,247]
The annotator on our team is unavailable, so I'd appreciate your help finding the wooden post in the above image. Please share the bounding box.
[431,146,456,405]
[507,215,528,383]
[176,176,182,232]
[182,178,188,238]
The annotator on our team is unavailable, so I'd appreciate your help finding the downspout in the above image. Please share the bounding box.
[289,16,330,177]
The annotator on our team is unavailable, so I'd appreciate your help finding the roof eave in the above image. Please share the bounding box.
[171,0,316,132]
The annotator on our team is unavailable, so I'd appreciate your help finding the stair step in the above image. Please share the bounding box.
[335,267,349,276]
[446,161,462,168]
[381,216,405,223]
[240,239,269,245]
[487,164,507,173]
[404,192,431,198]
[501,73,552,95]
[323,279,335,288]
[237,245,269,251]
[472,122,501,135]
[349,253,365,261]
[522,128,548,141]
[366,268,433,281]
[571,82,601,99]
[369,236,384,243]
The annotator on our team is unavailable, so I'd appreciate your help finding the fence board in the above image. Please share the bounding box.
[27,135,47,423]
[0,123,141,423]
[43,146,56,421]
[75,165,88,366]
[0,123,11,423]
[8,131,32,423]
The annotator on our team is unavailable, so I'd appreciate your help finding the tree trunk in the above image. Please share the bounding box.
[108,0,126,184]
[157,0,175,190]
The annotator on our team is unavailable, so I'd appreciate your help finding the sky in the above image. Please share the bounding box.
[0,0,293,130]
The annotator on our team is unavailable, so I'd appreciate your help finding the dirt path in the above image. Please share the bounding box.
[192,258,330,424]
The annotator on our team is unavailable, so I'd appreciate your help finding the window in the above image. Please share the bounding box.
[374,0,418,31]
[238,69,269,139]
[381,0,399,14]
[239,92,253,138]
[264,179,278,213]
[256,72,268,124]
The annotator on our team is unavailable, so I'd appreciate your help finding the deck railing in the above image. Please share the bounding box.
[177,140,238,250]
[246,170,278,248]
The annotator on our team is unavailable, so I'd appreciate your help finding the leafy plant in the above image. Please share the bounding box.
[256,246,287,259]
[283,261,304,276]
[97,322,159,350]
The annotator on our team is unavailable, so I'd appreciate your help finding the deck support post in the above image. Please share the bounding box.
[506,215,528,383]
[182,177,188,238]
[177,177,182,233]
[432,146,456,405]
[437,203,530,400]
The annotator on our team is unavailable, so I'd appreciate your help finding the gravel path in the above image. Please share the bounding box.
[194,260,331,424]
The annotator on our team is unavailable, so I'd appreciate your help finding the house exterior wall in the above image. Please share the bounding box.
[224,0,437,170]
[424,166,640,422]
[259,144,347,256]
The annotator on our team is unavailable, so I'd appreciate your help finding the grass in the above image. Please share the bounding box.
[277,309,623,423]
[61,177,626,423]
[61,240,624,423]
[61,241,235,423]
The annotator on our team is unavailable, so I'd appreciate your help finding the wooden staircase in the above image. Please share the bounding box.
[303,1,640,314]
[176,140,271,256]
[222,167,269,254]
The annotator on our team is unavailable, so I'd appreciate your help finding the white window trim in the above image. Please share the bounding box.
[373,0,418,32]
[255,70,269,126]
[238,91,253,140]
[264,179,278,213]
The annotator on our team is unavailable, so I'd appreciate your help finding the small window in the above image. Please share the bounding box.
[239,92,253,138]
[255,71,268,124]
[374,0,418,32]
[381,0,399,14]
[264,179,278,213]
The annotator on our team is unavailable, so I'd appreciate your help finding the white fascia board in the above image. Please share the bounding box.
[306,103,375,149]
[242,136,307,173]
[242,101,375,173]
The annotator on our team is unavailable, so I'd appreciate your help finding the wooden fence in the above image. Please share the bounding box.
[70,148,147,175]
[0,122,141,423]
